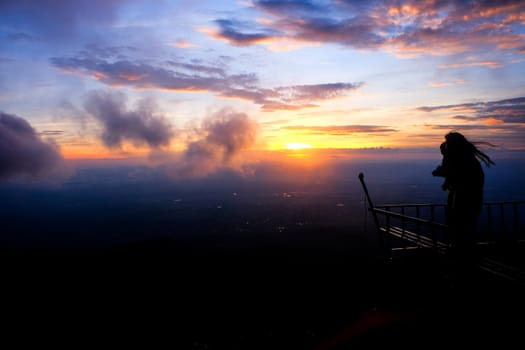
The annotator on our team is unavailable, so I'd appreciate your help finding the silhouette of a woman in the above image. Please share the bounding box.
[432,132,494,259]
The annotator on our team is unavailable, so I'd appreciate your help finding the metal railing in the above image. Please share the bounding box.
[358,172,525,285]
[371,201,525,249]
[371,204,449,253]
[358,172,525,253]
[480,201,525,241]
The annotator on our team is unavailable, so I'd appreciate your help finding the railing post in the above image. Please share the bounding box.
[513,202,519,236]
[401,206,407,250]
[358,173,380,231]
[358,173,389,257]
[385,208,392,255]
[500,203,506,237]
[487,204,493,240]
[430,205,437,249]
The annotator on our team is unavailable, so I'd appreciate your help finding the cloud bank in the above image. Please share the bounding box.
[0,112,65,180]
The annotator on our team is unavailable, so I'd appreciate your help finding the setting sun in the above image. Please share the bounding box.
[286,142,313,150]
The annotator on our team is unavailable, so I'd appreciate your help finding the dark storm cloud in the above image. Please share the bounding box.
[172,109,258,177]
[0,112,65,180]
[210,0,525,56]
[283,124,397,135]
[84,91,174,149]
[418,97,525,123]
[51,53,363,111]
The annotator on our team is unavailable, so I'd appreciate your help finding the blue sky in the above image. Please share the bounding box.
[1,0,524,179]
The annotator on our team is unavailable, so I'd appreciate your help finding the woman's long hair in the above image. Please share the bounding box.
[445,131,495,167]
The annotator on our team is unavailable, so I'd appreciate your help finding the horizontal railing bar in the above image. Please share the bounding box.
[483,200,525,205]
[375,200,525,208]
[376,200,525,209]
[385,227,449,250]
[371,208,448,229]
[376,203,446,208]
[478,258,525,285]
[381,229,449,255]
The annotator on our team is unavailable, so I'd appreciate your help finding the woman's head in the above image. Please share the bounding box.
[444,132,469,155]
[443,131,495,167]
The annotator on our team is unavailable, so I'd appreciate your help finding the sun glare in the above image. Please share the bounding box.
[286,142,313,150]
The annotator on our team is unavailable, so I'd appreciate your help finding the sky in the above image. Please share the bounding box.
[1,0,525,181]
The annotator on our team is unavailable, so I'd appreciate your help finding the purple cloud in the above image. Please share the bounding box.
[0,112,65,180]
[51,53,363,111]
[425,123,525,148]
[84,91,174,149]
[208,0,525,56]
[419,97,525,149]
[274,83,364,101]
[213,19,276,46]
[172,109,258,177]
[51,57,230,91]
[418,97,525,123]
[283,124,397,135]
[255,0,324,15]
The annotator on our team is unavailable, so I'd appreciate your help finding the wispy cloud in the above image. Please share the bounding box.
[39,130,65,136]
[418,97,525,123]
[425,124,506,131]
[258,83,363,111]
[6,32,35,42]
[51,50,363,111]
[167,39,197,49]
[417,96,525,149]
[424,122,525,148]
[206,19,277,46]
[438,61,503,69]
[427,79,465,88]
[283,125,397,135]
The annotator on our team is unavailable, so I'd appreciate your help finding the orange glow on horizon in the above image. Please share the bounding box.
[286,142,313,150]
